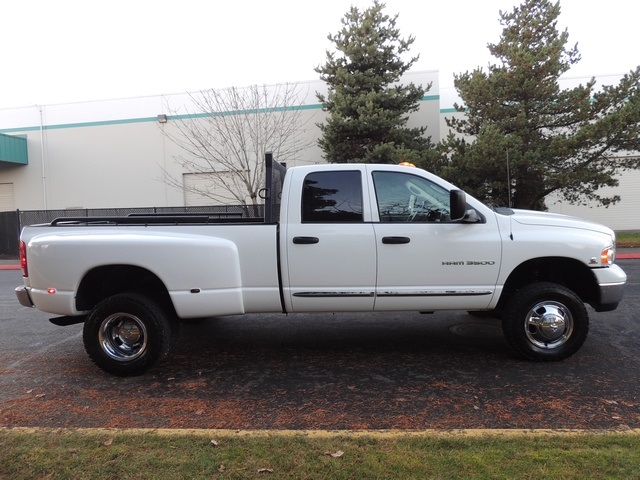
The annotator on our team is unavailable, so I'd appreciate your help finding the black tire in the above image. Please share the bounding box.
[502,282,589,361]
[83,293,174,376]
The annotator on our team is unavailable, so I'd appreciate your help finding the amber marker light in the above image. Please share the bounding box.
[601,247,614,265]
[47,288,57,295]
[398,161,416,167]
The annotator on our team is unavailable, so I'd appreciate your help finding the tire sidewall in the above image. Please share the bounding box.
[502,282,589,361]
[83,293,173,376]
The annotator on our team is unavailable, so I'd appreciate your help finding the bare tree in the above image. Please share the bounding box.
[161,83,314,209]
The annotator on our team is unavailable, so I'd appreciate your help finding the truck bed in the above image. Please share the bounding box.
[20,222,283,318]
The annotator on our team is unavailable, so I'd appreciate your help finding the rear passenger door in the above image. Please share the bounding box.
[282,169,377,312]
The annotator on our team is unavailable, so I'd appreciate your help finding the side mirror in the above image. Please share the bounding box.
[450,189,467,221]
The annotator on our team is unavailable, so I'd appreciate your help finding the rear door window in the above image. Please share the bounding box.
[302,171,363,223]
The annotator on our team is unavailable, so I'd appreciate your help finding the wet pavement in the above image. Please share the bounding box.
[1,260,638,430]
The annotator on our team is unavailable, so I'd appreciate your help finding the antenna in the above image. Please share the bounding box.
[506,148,514,240]
[506,148,512,208]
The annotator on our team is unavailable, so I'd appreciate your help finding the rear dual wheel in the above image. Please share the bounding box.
[502,282,589,361]
[83,293,177,376]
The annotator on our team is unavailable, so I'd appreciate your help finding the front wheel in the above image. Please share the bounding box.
[83,293,175,376]
[502,282,589,361]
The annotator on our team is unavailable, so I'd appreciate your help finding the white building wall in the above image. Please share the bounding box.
[0,71,439,211]
[546,168,640,231]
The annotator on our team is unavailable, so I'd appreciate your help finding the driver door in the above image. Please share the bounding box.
[370,169,501,311]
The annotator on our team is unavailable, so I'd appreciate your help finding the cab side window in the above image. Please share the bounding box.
[372,171,451,223]
[302,171,363,222]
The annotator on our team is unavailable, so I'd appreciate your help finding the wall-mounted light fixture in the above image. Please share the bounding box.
[157,114,168,123]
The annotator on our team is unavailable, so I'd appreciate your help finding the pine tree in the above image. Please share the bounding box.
[442,0,640,210]
[316,0,436,164]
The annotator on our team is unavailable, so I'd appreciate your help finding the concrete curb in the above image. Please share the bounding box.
[618,253,640,259]
[2,426,640,438]
[0,264,20,270]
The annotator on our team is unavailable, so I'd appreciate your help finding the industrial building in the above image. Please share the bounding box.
[0,70,638,231]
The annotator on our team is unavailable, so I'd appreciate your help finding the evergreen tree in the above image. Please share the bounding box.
[441,0,640,210]
[316,1,436,164]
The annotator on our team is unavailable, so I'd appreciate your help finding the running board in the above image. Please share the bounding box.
[49,315,86,326]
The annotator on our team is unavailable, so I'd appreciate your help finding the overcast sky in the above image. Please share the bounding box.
[1,0,638,110]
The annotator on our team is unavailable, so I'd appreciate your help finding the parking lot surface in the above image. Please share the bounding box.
[1,260,638,430]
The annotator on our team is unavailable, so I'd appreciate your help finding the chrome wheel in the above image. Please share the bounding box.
[84,293,175,376]
[524,300,574,349]
[99,313,148,362]
[502,282,588,361]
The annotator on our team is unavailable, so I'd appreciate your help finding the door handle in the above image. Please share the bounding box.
[293,236,320,244]
[382,236,411,244]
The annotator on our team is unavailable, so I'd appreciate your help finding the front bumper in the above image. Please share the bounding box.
[15,285,34,308]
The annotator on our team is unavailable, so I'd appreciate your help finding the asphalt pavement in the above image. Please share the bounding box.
[1,259,638,430]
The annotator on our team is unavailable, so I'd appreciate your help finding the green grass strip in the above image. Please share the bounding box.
[2,429,640,479]
[617,232,640,247]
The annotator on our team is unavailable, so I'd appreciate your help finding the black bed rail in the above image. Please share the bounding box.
[50,215,265,226]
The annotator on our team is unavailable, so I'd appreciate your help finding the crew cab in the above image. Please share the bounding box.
[16,153,627,375]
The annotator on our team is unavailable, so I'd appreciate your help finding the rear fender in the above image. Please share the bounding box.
[26,231,244,318]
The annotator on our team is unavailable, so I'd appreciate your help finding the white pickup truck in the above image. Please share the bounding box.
[16,153,627,376]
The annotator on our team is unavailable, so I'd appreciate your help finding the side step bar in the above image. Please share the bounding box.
[49,315,86,326]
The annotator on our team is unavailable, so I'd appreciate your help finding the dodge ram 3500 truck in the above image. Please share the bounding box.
[16,153,627,376]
